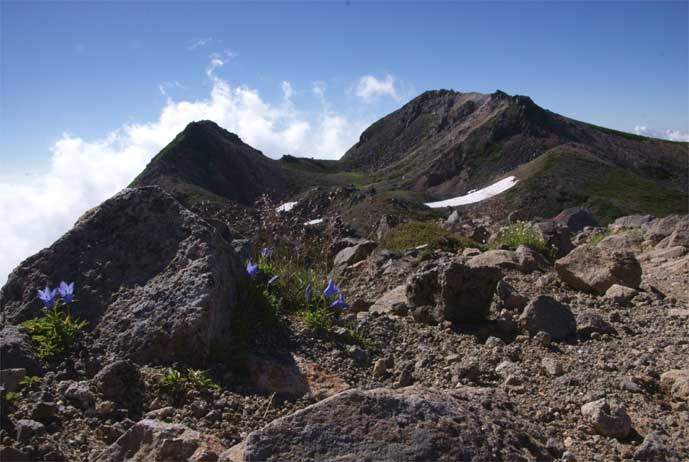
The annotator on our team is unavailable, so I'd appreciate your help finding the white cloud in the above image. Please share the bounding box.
[634,125,689,142]
[188,37,213,50]
[355,74,400,103]
[281,81,294,101]
[0,60,372,283]
[312,81,326,99]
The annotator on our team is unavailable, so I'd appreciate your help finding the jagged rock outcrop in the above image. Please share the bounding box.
[224,386,552,462]
[0,186,242,367]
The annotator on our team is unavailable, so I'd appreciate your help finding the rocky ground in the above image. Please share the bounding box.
[1,188,688,462]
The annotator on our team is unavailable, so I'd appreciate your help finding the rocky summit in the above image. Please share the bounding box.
[1,91,688,462]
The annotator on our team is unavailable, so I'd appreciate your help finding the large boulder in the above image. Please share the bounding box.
[94,419,227,462]
[519,296,576,340]
[0,325,43,375]
[406,259,501,323]
[224,387,551,462]
[0,187,242,368]
[553,207,601,233]
[646,215,686,242]
[554,244,642,294]
[655,219,689,249]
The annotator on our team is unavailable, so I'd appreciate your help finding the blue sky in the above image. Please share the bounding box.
[2,1,687,169]
[0,0,687,283]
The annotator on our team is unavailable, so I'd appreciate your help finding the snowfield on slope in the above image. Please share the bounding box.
[425,176,519,208]
[276,201,298,213]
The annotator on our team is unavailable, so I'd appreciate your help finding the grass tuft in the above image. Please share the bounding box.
[381,220,478,252]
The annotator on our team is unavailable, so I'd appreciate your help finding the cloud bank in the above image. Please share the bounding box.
[634,125,689,142]
[0,62,372,284]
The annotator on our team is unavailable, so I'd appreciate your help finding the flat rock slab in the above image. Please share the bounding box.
[225,386,551,462]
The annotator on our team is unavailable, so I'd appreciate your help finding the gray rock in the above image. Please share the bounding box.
[554,207,601,232]
[576,313,615,337]
[554,244,642,294]
[65,381,95,409]
[93,360,142,405]
[333,241,377,268]
[0,325,42,375]
[633,432,681,461]
[496,280,528,310]
[16,419,47,442]
[604,284,638,306]
[646,214,686,241]
[369,285,408,315]
[656,219,689,249]
[231,239,253,263]
[467,249,538,273]
[0,368,26,393]
[94,419,226,462]
[533,220,574,257]
[533,331,552,347]
[519,296,576,341]
[580,398,632,438]
[231,387,551,462]
[542,357,564,377]
[660,369,689,401]
[0,187,242,368]
[407,259,501,323]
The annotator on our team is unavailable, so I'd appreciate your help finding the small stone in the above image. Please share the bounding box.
[504,374,523,386]
[542,357,564,377]
[562,451,577,462]
[30,402,57,421]
[96,400,116,416]
[485,336,505,348]
[346,345,369,364]
[633,432,677,461]
[604,284,638,306]
[397,365,414,387]
[533,331,552,347]
[445,354,461,363]
[372,359,389,379]
[546,438,565,458]
[0,368,26,394]
[64,381,95,409]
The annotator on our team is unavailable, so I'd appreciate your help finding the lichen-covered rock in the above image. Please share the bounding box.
[554,244,642,294]
[226,387,551,462]
[519,296,576,340]
[0,187,242,367]
[94,419,227,462]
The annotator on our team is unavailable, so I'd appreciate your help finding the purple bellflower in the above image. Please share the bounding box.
[261,247,273,258]
[246,261,259,277]
[323,279,339,298]
[37,286,58,309]
[57,281,75,303]
[330,294,349,310]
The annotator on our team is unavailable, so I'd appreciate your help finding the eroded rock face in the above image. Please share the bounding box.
[228,387,551,462]
[407,259,501,323]
[0,187,242,368]
[94,419,227,462]
[554,244,642,294]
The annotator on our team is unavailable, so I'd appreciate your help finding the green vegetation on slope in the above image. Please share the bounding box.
[505,148,688,224]
[381,220,478,252]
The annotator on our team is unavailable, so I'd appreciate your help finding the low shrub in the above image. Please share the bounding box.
[381,221,477,252]
[491,221,554,258]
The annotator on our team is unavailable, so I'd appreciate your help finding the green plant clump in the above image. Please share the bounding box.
[491,221,553,258]
[299,307,334,333]
[588,231,611,246]
[159,368,219,404]
[21,307,88,361]
[381,220,477,252]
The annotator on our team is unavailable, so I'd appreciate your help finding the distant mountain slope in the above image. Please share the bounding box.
[342,90,688,201]
[130,121,294,206]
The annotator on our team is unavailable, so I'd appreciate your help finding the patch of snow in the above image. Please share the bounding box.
[304,218,324,226]
[425,176,519,208]
[276,201,298,213]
